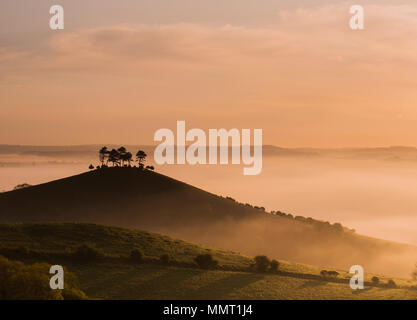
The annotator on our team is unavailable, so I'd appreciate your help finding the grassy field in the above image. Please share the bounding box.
[1,223,417,300]
[69,262,417,300]
[0,223,252,269]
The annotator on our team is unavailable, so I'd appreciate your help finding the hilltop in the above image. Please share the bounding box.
[1,167,417,277]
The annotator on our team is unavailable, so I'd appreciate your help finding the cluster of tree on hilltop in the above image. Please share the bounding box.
[88,146,154,171]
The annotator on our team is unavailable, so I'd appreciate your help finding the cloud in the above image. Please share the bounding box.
[1,4,417,79]
[2,2,417,146]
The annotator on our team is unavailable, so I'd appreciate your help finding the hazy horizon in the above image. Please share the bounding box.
[2,145,417,247]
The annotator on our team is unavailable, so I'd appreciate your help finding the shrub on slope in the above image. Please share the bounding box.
[0,255,87,300]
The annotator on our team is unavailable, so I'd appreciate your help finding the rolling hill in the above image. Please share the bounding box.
[1,223,416,300]
[0,167,417,278]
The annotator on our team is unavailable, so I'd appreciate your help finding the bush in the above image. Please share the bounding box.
[13,183,32,191]
[320,270,338,278]
[386,279,397,288]
[160,254,170,265]
[71,244,103,261]
[61,271,88,300]
[194,254,218,269]
[0,255,87,300]
[130,248,144,262]
[327,271,339,278]
[411,263,417,280]
[270,259,279,272]
[371,276,380,285]
[332,223,344,232]
[254,255,270,273]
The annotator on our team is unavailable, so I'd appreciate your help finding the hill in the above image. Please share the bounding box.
[1,223,416,300]
[0,167,417,277]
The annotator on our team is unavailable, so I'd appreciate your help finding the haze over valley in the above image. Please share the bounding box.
[2,144,417,247]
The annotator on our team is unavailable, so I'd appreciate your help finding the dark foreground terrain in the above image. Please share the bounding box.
[1,223,416,300]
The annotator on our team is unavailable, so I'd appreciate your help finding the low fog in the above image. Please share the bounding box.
[2,146,417,277]
[153,216,417,278]
[1,147,417,246]
[157,155,417,247]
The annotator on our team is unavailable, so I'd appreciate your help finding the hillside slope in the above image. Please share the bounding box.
[0,167,416,277]
[1,223,416,300]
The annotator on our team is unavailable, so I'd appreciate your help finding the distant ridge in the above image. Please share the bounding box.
[2,144,417,161]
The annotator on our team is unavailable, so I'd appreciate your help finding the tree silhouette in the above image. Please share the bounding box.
[88,164,94,170]
[124,152,133,166]
[99,146,108,166]
[117,147,127,166]
[119,151,132,167]
[96,147,151,170]
[136,150,147,168]
[108,149,121,166]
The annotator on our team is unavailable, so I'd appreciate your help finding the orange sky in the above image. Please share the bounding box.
[1,1,417,147]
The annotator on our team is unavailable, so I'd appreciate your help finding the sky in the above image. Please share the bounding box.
[1,0,417,147]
